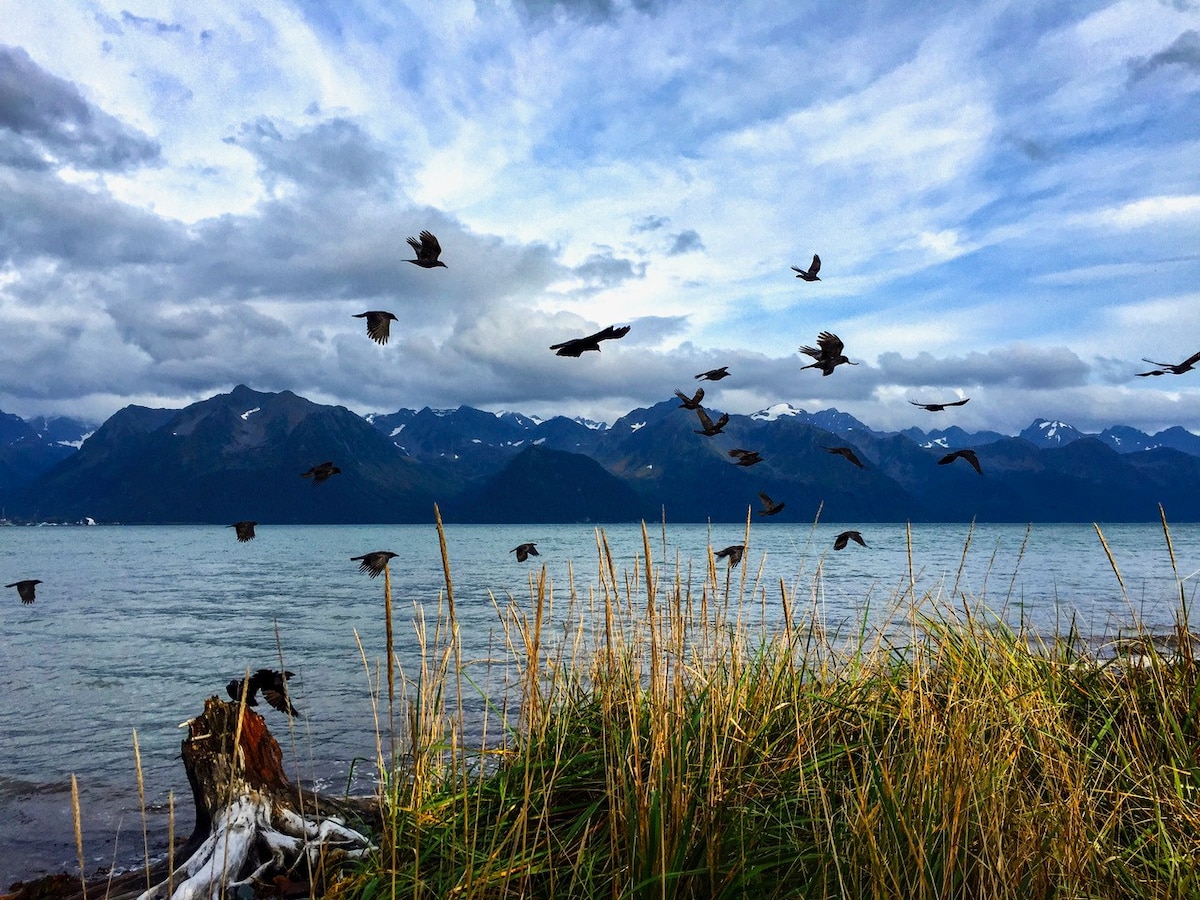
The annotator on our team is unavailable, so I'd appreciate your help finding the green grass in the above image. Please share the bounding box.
[332,515,1200,900]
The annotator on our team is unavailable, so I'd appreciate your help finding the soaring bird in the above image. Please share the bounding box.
[6,579,42,605]
[550,325,631,357]
[228,521,257,543]
[674,387,705,409]
[910,398,970,412]
[757,492,785,516]
[834,530,866,551]
[799,332,856,375]
[406,230,447,268]
[1136,351,1200,377]
[695,367,730,381]
[714,544,745,567]
[301,461,341,484]
[791,254,821,282]
[351,550,398,578]
[824,446,866,468]
[938,448,983,475]
[693,407,729,436]
[353,311,398,345]
[511,542,539,562]
[729,448,763,467]
[227,669,299,716]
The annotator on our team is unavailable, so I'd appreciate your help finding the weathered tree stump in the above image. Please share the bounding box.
[9,697,379,900]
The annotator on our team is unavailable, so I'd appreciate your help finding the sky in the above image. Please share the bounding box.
[2,0,1199,436]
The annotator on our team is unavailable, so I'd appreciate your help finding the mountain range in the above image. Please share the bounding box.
[2,385,1199,523]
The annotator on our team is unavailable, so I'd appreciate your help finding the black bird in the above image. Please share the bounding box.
[693,407,729,436]
[824,446,866,468]
[227,669,299,716]
[1136,350,1200,377]
[729,448,763,467]
[351,550,398,578]
[353,311,399,345]
[834,530,866,551]
[910,398,970,412]
[695,367,730,381]
[800,332,856,376]
[674,387,705,409]
[6,579,42,605]
[714,544,745,567]
[757,492,785,516]
[301,461,341,484]
[406,230,447,268]
[228,521,257,543]
[510,542,539,562]
[550,325,631,357]
[938,448,982,475]
[791,254,821,282]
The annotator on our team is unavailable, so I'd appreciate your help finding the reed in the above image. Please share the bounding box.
[328,518,1200,900]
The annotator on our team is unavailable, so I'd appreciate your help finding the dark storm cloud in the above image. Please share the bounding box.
[571,249,647,290]
[0,45,160,172]
[1128,30,1200,82]
[876,347,1090,390]
[224,116,395,193]
[0,171,187,268]
[666,229,704,255]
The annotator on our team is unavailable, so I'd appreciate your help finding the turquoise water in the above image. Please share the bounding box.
[2,520,1199,884]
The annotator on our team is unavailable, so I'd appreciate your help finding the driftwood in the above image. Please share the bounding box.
[9,697,379,900]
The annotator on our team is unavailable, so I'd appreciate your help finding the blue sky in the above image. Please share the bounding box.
[2,0,1198,435]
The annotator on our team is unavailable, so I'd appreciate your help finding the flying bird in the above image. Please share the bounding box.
[674,387,705,409]
[510,542,539,562]
[406,230,447,268]
[6,579,42,605]
[695,367,730,381]
[938,448,983,475]
[301,461,342,484]
[550,325,631,357]
[693,407,729,436]
[791,254,821,282]
[834,530,866,551]
[1135,351,1200,377]
[353,311,399,345]
[227,669,300,716]
[799,332,857,376]
[351,550,398,578]
[757,492,785,516]
[910,398,970,412]
[714,544,745,567]
[228,521,257,543]
[729,449,763,467]
[824,446,866,468]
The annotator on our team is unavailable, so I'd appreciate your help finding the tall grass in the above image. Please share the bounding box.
[332,516,1200,900]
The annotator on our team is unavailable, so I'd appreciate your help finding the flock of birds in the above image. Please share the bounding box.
[8,233,1199,711]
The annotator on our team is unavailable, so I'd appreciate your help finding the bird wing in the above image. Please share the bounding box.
[587,325,630,344]
[1181,350,1200,368]
[694,407,715,431]
[758,492,773,507]
[817,332,844,356]
[798,344,820,361]
[961,449,982,474]
[947,398,970,407]
[809,254,821,276]
[363,312,393,345]
[419,230,442,261]
[834,533,848,550]
[909,401,931,409]
[714,413,729,429]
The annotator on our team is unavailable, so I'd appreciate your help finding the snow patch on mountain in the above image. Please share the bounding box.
[752,403,803,421]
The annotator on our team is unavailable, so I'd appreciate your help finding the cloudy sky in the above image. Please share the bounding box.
[2,1,1199,435]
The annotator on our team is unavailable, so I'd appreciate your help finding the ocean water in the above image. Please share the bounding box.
[2,519,1199,885]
